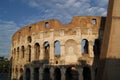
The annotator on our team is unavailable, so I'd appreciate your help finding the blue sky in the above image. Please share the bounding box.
[0,0,108,58]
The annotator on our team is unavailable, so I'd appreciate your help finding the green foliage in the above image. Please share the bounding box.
[0,56,10,73]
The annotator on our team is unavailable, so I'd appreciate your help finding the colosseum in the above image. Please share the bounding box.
[10,16,106,80]
[10,0,120,80]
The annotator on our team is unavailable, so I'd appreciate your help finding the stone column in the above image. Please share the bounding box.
[77,42,82,57]
[25,47,29,62]
[31,45,35,62]
[50,43,54,64]
[61,67,66,80]
[60,43,65,64]
[30,67,34,80]
[50,67,54,80]
[17,68,20,80]
[78,67,83,80]
[49,29,54,64]
[91,67,95,80]
[40,45,44,60]
[39,68,43,80]
[89,40,94,57]
[60,29,65,64]
[23,68,26,80]
[76,27,82,57]
[40,31,44,60]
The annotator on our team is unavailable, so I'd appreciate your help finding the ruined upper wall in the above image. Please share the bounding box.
[12,16,106,42]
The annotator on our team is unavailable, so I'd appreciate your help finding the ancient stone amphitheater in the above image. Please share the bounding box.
[10,16,106,80]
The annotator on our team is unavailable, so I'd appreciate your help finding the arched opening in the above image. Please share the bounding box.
[19,68,23,80]
[83,67,91,80]
[93,39,100,56]
[43,42,50,62]
[66,67,79,80]
[15,67,18,79]
[45,22,49,28]
[54,68,61,80]
[21,46,25,58]
[54,40,61,57]
[14,48,16,59]
[92,19,97,24]
[34,68,39,80]
[26,68,30,80]
[28,45,31,62]
[34,43,40,61]
[43,68,50,80]
[81,39,89,54]
[17,47,19,60]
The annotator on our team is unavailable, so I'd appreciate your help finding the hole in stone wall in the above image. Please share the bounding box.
[92,19,97,24]
[45,22,49,28]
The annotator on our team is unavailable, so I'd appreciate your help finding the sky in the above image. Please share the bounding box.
[0,0,109,58]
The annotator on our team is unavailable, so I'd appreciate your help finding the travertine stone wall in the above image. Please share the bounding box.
[10,16,106,80]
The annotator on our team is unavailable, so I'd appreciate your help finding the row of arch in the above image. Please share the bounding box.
[25,67,91,80]
[12,39,100,62]
[12,67,24,80]
[12,40,60,62]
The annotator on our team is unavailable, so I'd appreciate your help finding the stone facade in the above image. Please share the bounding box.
[10,16,106,80]
[97,0,120,80]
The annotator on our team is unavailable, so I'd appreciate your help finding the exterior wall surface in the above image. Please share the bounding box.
[97,0,120,80]
[10,16,106,80]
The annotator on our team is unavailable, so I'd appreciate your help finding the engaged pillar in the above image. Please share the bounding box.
[61,67,66,80]
[78,67,83,80]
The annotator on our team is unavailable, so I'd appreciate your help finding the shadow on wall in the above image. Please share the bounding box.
[95,58,120,80]
[17,59,92,80]
[17,58,120,80]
